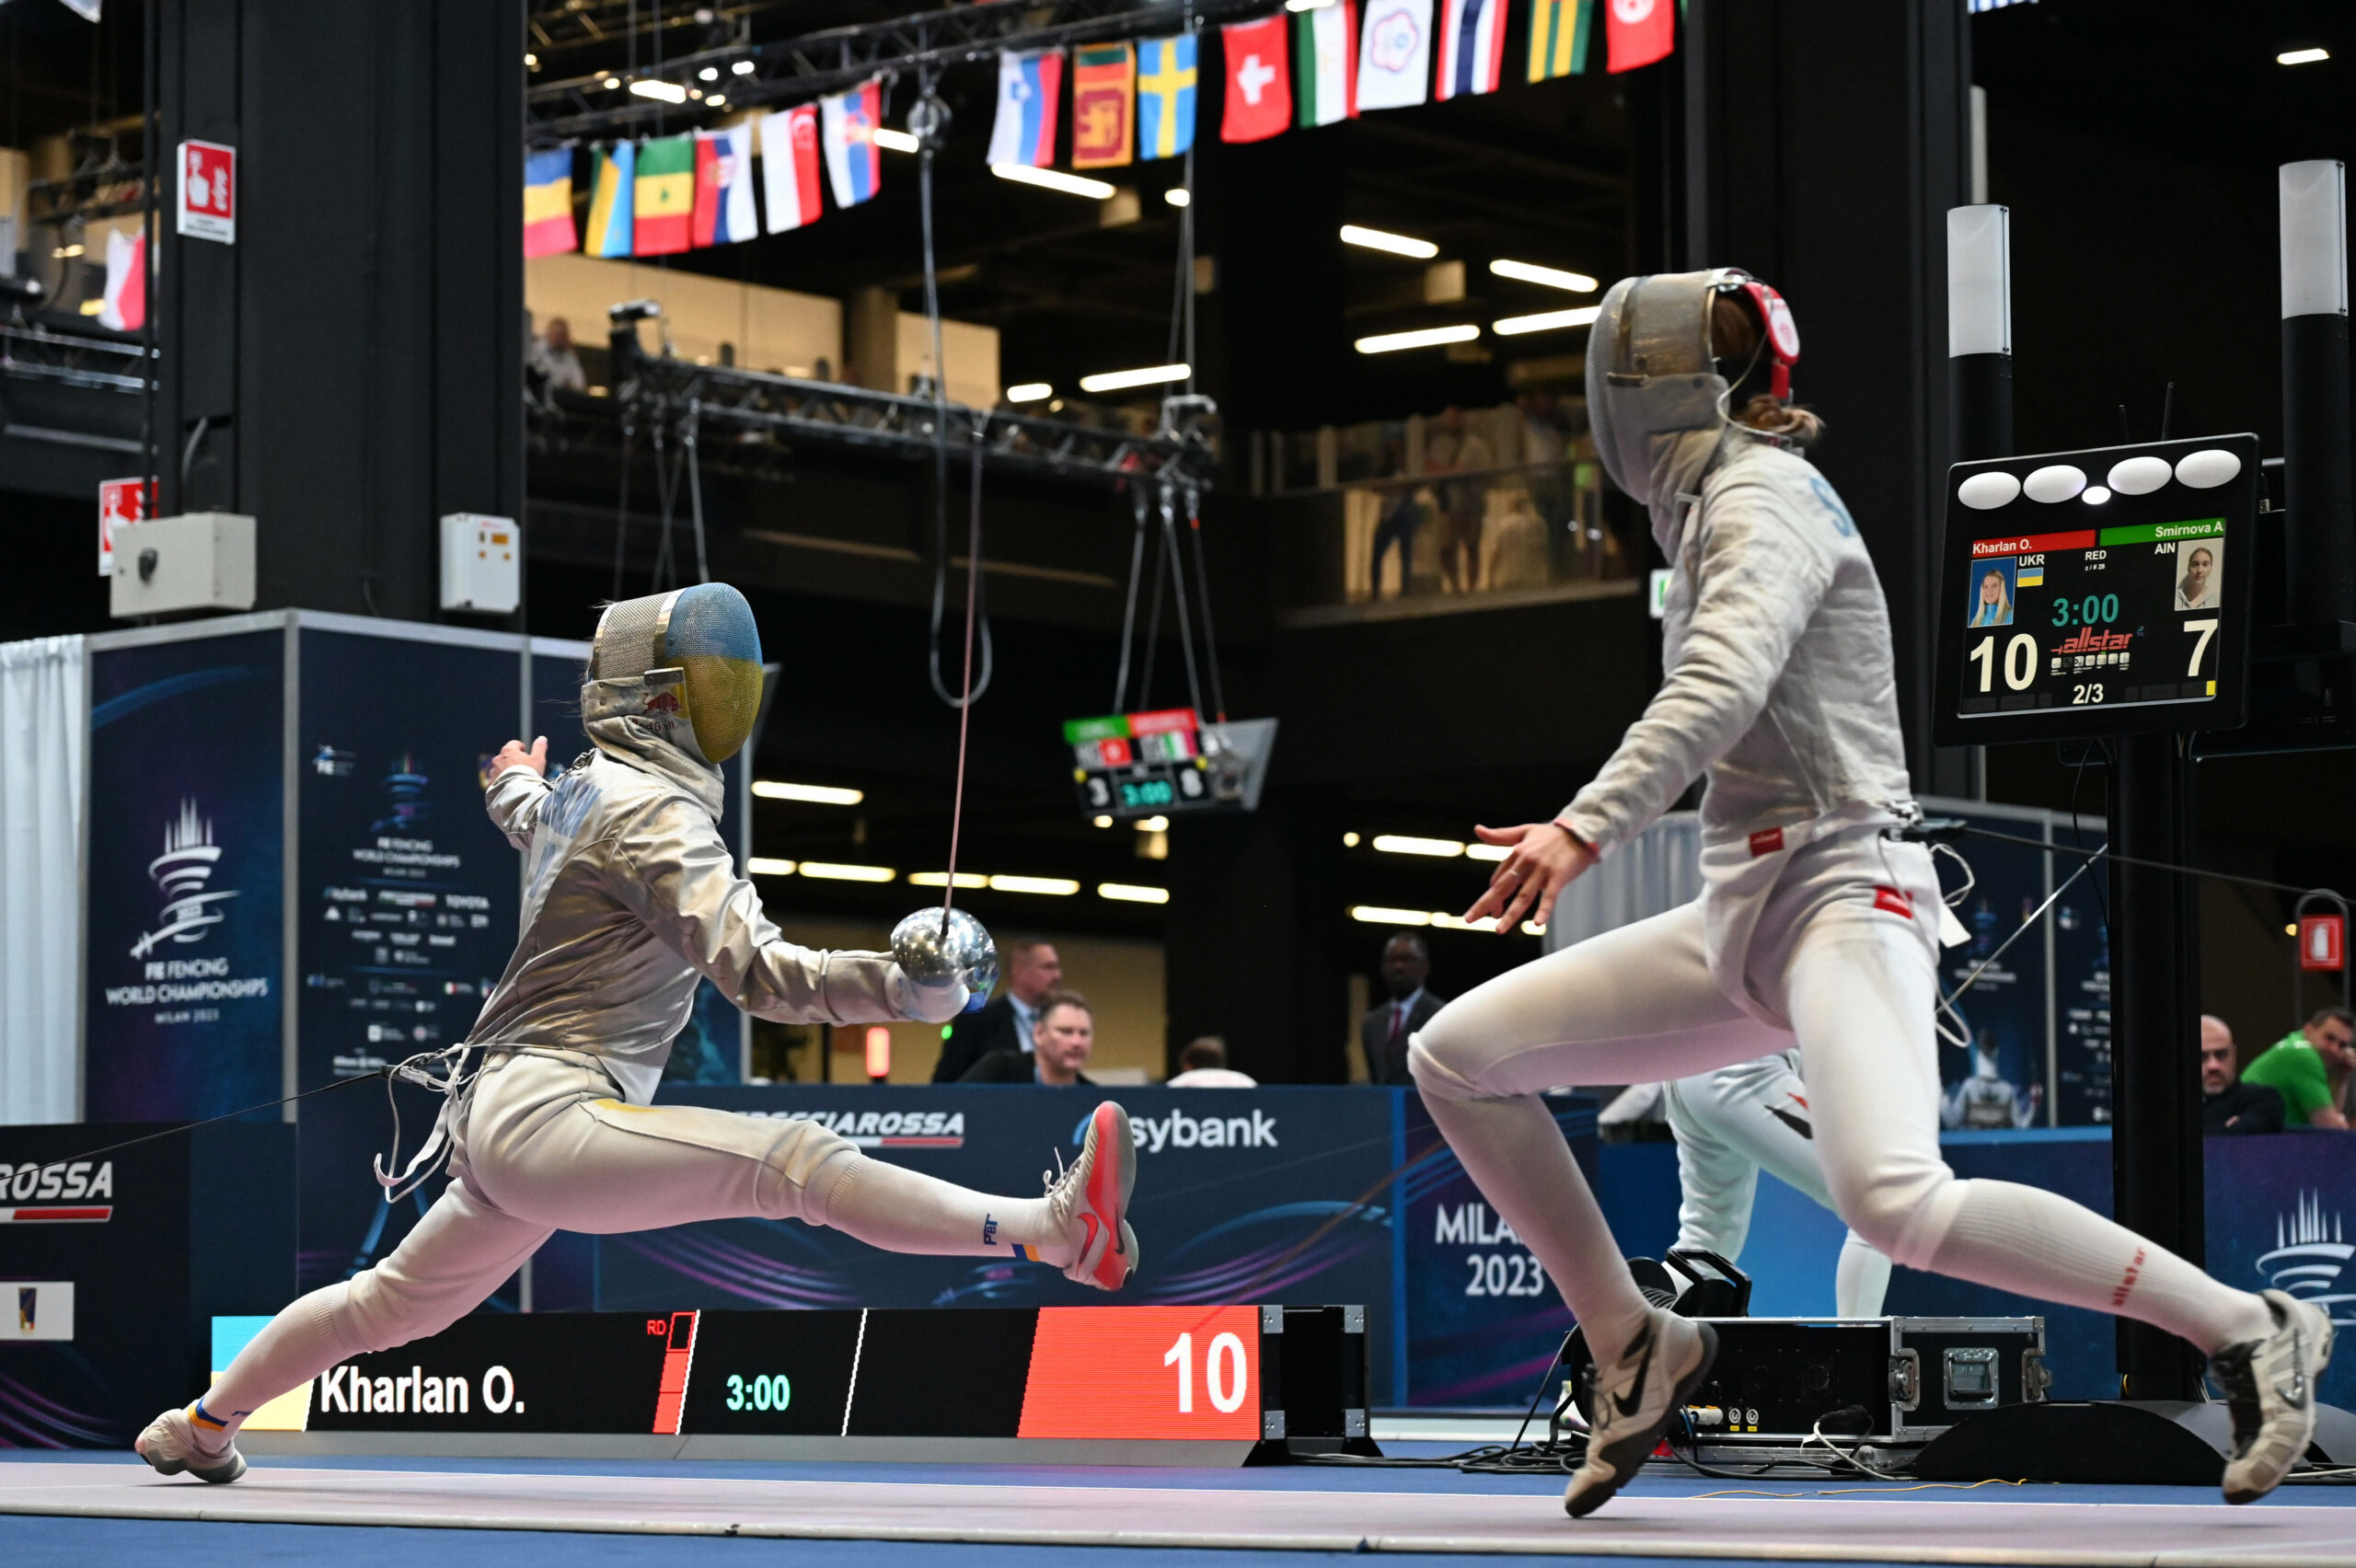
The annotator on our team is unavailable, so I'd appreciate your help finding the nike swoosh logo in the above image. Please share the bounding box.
[1767,1105,1814,1140]
[1611,1332,1657,1421]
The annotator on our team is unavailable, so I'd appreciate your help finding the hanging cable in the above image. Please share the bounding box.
[685,398,710,583]
[1113,482,1151,713]
[940,420,988,921]
[1136,478,1172,707]
[1181,482,1227,721]
[912,72,991,710]
[648,413,681,591]
[1159,480,1208,721]
[611,413,635,599]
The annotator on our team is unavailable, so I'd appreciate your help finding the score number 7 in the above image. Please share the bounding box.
[2185,618,2218,676]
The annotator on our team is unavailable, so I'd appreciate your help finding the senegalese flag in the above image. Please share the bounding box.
[523,148,576,258]
[1071,40,1137,168]
[633,133,695,256]
[582,141,634,257]
[1528,0,1594,82]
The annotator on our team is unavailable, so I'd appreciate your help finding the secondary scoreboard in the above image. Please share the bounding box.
[1064,710,1277,821]
[1932,435,2258,746]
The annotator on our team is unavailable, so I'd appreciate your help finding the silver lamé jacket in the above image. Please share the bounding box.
[466,675,960,1104]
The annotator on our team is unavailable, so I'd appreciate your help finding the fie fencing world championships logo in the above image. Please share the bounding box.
[2259,1191,2356,1328]
[103,798,270,1015]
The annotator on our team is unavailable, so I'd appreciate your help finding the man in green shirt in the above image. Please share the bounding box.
[2240,1007,2356,1128]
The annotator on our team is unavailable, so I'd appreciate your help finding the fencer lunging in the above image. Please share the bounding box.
[1409,270,2330,1517]
[136,584,1138,1486]
[1663,1052,1890,1319]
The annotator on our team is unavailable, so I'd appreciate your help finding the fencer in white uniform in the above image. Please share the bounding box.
[1662,1052,1889,1318]
[1408,270,2331,1516]
[136,583,1139,1484]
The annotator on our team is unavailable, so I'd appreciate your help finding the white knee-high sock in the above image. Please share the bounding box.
[1929,1179,2272,1354]
[812,1152,1070,1265]
[1418,1089,1654,1364]
[200,1283,364,1447]
[1836,1232,1890,1318]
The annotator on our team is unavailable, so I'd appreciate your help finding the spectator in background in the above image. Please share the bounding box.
[531,317,585,392]
[1361,934,1444,1085]
[1167,1036,1256,1088]
[1427,406,1493,594]
[2240,1006,2356,1129]
[2201,1015,2283,1136]
[961,991,1096,1086]
[933,940,1061,1082]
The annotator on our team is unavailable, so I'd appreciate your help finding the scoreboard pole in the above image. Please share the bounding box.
[2107,735,2208,1401]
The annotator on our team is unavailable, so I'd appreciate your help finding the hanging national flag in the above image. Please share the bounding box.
[583,141,635,257]
[820,77,884,208]
[1356,0,1434,113]
[1527,0,1593,81]
[1436,0,1506,98]
[759,106,823,234]
[987,48,1065,167]
[691,124,756,246]
[1294,0,1357,128]
[1605,0,1675,74]
[98,226,144,331]
[633,134,696,255]
[1070,41,1136,168]
[523,148,576,258]
[1136,34,1197,161]
[1219,16,1290,143]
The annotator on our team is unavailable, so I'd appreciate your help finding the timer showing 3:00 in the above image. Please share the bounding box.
[722,1373,791,1412]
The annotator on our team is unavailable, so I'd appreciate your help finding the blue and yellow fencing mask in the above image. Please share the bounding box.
[589,583,765,764]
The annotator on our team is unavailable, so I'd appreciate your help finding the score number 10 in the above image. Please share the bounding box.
[1162,1330,1252,1414]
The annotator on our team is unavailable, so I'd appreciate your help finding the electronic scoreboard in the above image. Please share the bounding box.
[1932,434,2258,747]
[1064,709,1277,821]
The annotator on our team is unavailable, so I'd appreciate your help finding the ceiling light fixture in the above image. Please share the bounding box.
[1135,815,1170,833]
[707,95,727,109]
[1493,306,1602,336]
[1342,224,1440,259]
[798,862,896,882]
[2278,47,2330,65]
[992,163,1117,200]
[753,781,864,805]
[1372,834,1464,858]
[1164,187,1191,208]
[1078,363,1190,393]
[1342,832,1361,847]
[525,52,539,69]
[1285,0,1337,11]
[988,874,1081,896]
[1005,382,1053,403]
[629,78,689,104]
[745,857,798,877]
[602,75,621,89]
[732,59,756,75]
[699,65,720,81]
[873,128,921,154]
[1489,258,1600,293]
[1099,882,1171,904]
[908,871,987,889]
[1093,814,1114,828]
[1350,905,1434,927]
[1355,324,1480,354]
[1465,843,1509,861]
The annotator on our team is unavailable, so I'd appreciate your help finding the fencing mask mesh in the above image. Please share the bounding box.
[591,583,765,764]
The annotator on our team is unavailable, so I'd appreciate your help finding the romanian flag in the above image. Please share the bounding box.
[633,134,696,256]
[583,142,634,257]
[1136,34,1196,161]
[1527,0,1593,82]
[524,148,576,258]
[1071,41,1136,168]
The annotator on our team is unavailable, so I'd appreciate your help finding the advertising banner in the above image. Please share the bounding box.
[85,631,284,1123]
[1936,810,2052,1131]
[2048,824,2114,1126]
[2204,1132,2356,1412]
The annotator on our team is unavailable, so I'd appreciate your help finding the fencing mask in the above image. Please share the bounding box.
[589,583,765,764]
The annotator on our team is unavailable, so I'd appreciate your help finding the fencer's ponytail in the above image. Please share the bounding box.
[1734,394,1825,448]
[1709,293,1825,447]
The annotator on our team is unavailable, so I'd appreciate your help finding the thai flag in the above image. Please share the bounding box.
[986,48,1063,167]
[1436,0,1505,99]
[820,77,884,209]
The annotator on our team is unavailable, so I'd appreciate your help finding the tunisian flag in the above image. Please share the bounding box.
[1605,0,1676,74]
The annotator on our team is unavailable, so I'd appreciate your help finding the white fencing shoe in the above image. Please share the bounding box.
[1038,1101,1138,1291]
[134,1404,248,1484]
[2212,1288,2335,1505]
[1565,1309,1716,1518]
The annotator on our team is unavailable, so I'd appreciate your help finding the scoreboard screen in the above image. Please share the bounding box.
[1932,435,2257,747]
[1065,710,1276,821]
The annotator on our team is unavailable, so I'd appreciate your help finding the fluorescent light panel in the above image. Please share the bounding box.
[2279,47,2329,65]
[732,59,756,75]
[799,862,895,882]
[1164,187,1191,208]
[907,871,987,889]
[1494,306,1602,336]
[746,857,797,877]
[1136,815,1170,833]
[1341,225,1440,259]
[1356,324,1479,354]
[1078,363,1190,393]
[1349,905,1544,937]
[992,163,1117,200]
[629,78,688,103]
[753,780,864,805]
[1372,834,1463,859]
[988,874,1080,895]
[1098,882,1171,904]
[873,128,920,154]
[1489,259,1600,293]
[1005,382,1053,403]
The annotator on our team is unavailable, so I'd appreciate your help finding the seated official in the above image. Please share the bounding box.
[2200,1014,2282,1136]
[932,940,1060,1082]
[962,990,1096,1086]
[2241,1006,2354,1129]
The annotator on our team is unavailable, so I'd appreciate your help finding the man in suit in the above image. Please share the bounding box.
[1361,933,1443,1085]
[961,991,1097,1087]
[931,940,1062,1082]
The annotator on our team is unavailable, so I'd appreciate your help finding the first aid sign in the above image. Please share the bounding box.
[178,140,235,244]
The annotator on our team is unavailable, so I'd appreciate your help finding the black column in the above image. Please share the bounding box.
[2108,735,2206,1401]
[2282,311,2353,626]
[154,0,524,620]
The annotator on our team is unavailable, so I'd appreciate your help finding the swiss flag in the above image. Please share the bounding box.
[1220,15,1291,143]
[1605,0,1676,74]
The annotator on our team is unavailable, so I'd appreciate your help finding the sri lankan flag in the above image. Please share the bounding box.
[1528,0,1594,82]
[633,134,695,256]
[523,148,576,258]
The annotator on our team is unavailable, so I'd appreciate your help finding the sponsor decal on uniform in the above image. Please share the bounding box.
[1873,885,1916,919]
[0,1160,116,1223]
[1748,827,1784,858]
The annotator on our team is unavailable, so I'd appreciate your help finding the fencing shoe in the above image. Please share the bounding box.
[1565,1309,1716,1518]
[134,1404,248,1484]
[1040,1101,1138,1291]
[2212,1289,2334,1505]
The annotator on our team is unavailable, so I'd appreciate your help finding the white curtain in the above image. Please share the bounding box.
[1543,810,1703,953]
[1,635,86,1124]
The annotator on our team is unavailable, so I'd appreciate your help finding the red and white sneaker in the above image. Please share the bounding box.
[134,1404,247,1484]
[1041,1101,1138,1291]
